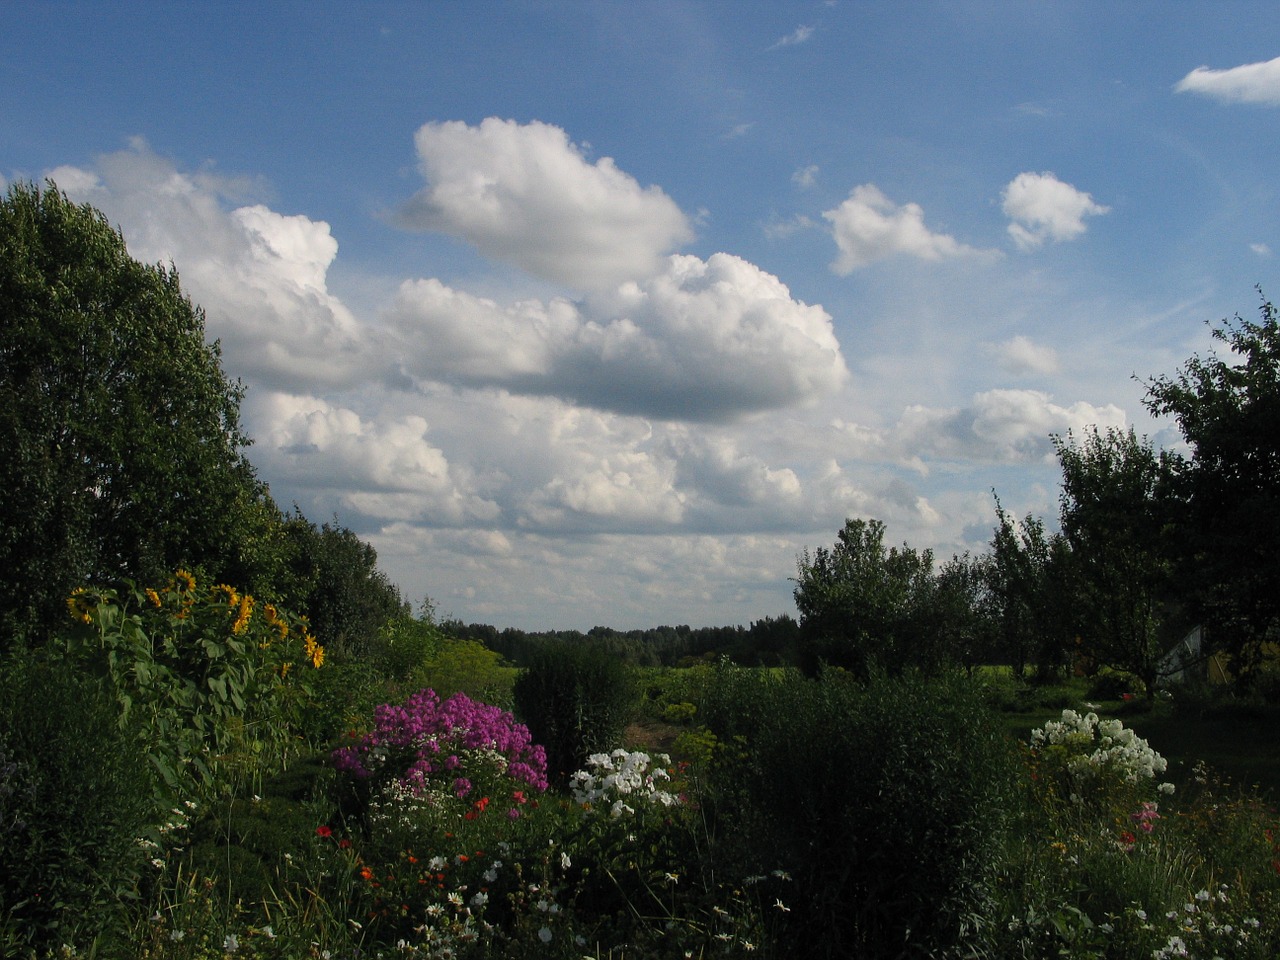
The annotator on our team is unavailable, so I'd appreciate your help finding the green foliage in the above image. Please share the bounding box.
[0,181,287,649]
[513,642,637,784]
[989,740,1280,959]
[1055,427,1176,694]
[793,517,951,678]
[697,664,1017,958]
[55,571,323,803]
[1144,294,1280,682]
[0,651,155,953]
[984,499,1077,678]
[279,514,406,661]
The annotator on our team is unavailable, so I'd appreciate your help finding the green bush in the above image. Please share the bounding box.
[0,651,156,953]
[513,641,636,784]
[697,664,1017,958]
[1088,667,1144,701]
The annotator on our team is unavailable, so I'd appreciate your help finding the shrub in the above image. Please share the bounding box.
[331,688,548,823]
[1088,667,1145,701]
[513,642,636,784]
[1028,708,1174,819]
[0,651,155,953]
[697,665,1016,958]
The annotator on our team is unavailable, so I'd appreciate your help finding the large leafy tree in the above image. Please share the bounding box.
[278,513,406,660]
[793,517,942,677]
[1054,427,1176,695]
[1143,296,1280,680]
[0,182,285,646]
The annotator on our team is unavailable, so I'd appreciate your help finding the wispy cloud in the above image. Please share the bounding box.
[767,25,813,51]
[993,335,1060,376]
[792,164,819,189]
[1175,55,1280,106]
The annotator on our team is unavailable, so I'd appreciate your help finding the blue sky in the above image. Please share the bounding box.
[3,2,1278,629]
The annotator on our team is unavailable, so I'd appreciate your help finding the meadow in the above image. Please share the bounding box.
[3,576,1280,960]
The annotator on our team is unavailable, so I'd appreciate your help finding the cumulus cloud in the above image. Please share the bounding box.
[898,389,1126,464]
[1175,56,1280,105]
[667,434,803,511]
[47,143,371,391]
[397,118,693,290]
[388,251,848,421]
[823,184,989,273]
[1002,172,1109,250]
[249,392,499,525]
[836,389,1125,467]
[994,335,1060,376]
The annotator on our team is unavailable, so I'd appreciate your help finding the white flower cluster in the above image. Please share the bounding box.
[570,749,679,818]
[1030,709,1174,793]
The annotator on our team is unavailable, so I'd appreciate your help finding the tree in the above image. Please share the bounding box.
[278,513,406,661]
[0,182,285,646]
[1054,427,1176,695]
[793,517,941,677]
[1144,295,1280,680]
[983,499,1075,679]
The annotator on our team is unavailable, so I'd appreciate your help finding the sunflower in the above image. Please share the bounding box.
[67,587,94,624]
[232,593,254,635]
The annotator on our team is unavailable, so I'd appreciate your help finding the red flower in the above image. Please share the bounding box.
[339,838,352,849]
[316,825,333,838]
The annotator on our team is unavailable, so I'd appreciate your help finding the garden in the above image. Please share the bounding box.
[6,182,1280,959]
[2,570,1279,959]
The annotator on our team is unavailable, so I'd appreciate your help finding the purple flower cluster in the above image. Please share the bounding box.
[332,689,548,794]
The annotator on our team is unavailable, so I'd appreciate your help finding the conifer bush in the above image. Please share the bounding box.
[513,642,636,784]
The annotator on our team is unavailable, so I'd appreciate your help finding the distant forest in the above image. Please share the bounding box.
[441,615,800,668]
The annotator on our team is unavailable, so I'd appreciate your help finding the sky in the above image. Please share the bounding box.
[3,3,1278,630]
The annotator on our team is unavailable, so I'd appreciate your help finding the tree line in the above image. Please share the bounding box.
[794,295,1280,694]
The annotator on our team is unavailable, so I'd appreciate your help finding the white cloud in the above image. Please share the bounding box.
[899,389,1126,464]
[48,143,371,391]
[723,122,756,140]
[994,335,1060,376]
[792,164,819,189]
[836,389,1126,467]
[1252,243,1272,257]
[1002,172,1109,250]
[823,184,990,273]
[388,252,848,421]
[398,118,693,291]
[768,25,814,50]
[1175,56,1280,106]
[250,392,500,526]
